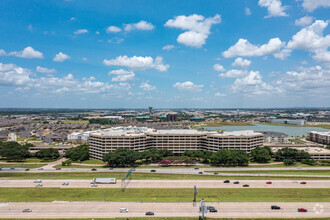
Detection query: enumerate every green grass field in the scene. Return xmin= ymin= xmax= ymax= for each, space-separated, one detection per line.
xmin=1 ymin=172 xmax=330 ymax=180
xmin=80 ymin=159 xmax=107 ymax=165
xmin=0 ymin=157 xmax=57 ymax=163
xmin=0 ymin=218 xmax=327 ymax=220
xmin=0 ymin=164 xmax=45 ymax=169
xmin=206 ymin=170 xmax=330 ymax=176
xmin=0 ymin=188 xmax=328 ymax=202
xmin=53 ymin=164 xmax=105 ymax=169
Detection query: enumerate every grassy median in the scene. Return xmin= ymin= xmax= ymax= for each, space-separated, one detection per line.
xmin=0 ymin=188 xmax=329 ymax=202
xmin=206 ymin=170 xmax=330 ymax=176
xmin=0 ymin=164 xmax=45 ymax=169
xmin=1 ymin=172 xmax=330 ymax=180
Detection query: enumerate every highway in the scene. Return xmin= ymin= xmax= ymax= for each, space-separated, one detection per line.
xmin=0 ymin=202 xmax=328 ymax=218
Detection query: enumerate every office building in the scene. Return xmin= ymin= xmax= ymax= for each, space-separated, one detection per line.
xmin=307 ymin=131 xmax=330 ymax=144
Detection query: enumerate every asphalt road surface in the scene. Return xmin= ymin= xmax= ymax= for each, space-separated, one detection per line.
xmin=0 ymin=179 xmax=329 ymax=188
xmin=0 ymin=202 xmax=329 ymax=218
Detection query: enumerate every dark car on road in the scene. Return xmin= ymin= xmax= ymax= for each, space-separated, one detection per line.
xmin=298 ymin=208 xmax=307 ymax=212
xmin=194 ymin=167 xmax=199 ymax=170
xmin=25 ymin=169 xmax=30 ymax=171
xmin=209 ymin=208 xmax=217 ymax=212
xmin=145 ymin=211 xmax=154 ymax=215
xmin=150 ymin=169 xmax=156 ymax=172
xmin=91 ymin=168 xmax=97 ymax=171
xmin=266 ymin=181 xmax=272 ymax=184
xmin=198 ymin=171 xmax=203 ymax=174
xmin=243 ymin=184 xmax=249 ymax=187
xmin=224 ymin=180 xmax=230 ymax=183
xmin=233 ymin=181 xmax=239 ymax=184
xmin=300 ymin=181 xmax=307 ymax=184
xmin=271 ymin=205 xmax=281 ymax=210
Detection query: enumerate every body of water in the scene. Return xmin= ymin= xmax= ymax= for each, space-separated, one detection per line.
xmin=203 ymin=123 xmax=329 ymax=137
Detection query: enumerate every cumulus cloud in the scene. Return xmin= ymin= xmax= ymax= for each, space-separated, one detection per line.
xmin=232 ymin=57 xmax=251 ymax=68
xmin=301 ymin=0 xmax=330 ymax=12
xmin=53 ymin=52 xmax=71 ymax=62
xmin=258 ymin=0 xmax=288 ymax=18
xmin=108 ymin=69 xmax=135 ymax=82
xmin=245 ymin=8 xmax=252 ymax=16
xmin=213 ymin=64 xmax=226 ymax=72
xmin=139 ymin=81 xmax=156 ymax=91
xmin=165 ymin=14 xmax=221 ymax=48
xmin=162 ymin=45 xmax=176 ymax=50
xmin=215 ymin=92 xmax=226 ymax=97
xmin=36 ymin=66 xmax=56 ymax=74
xmin=173 ymin=81 xmax=204 ymax=92
xmin=0 ymin=63 xmax=32 ymax=86
xmin=2 ymin=46 xmax=44 ymax=59
xmin=124 ymin=20 xmax=154 ymax=32
xmin=106 ymin=26 xmax=122 ymax=33
xmin=295 ymin=16 xmax=314 ymax=27
xmin=218 ymin=69 xmax=247 ymax=78
xmin=222 ymin=38 xmax=284 ymax=58
xmin=74 ymin=29 xmax=88 ymax=34
xmin=103 ymin=55 xmax=169 ymax=72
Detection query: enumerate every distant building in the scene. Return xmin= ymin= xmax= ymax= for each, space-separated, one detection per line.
xmin=148 ymin=106 xmax=153 ymax=115
xmin=166 ymin=113 xmax=177 ymax=121
xmin=271 ymin=119 xmax=306 ymax=125
xmin=307 ymin=131 xmax=330 ymax=145
xmin=190 ymin=116 xmax=205 ymax=122
xmin=260 ymin=131 xmax=289 ymax=143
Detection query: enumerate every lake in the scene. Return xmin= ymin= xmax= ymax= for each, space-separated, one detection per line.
xmin=203 ymin=123 xmax=329 ymax=137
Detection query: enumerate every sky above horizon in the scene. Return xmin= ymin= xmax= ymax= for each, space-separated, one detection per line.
xmin=0 ymin=0 xmax=330 ymax=109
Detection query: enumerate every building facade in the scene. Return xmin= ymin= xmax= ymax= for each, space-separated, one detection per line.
xmin=260 ymin=131 xmax=289 ymax=143
xmin=307 ymin=131 xmax=330 ymax=145
xmin=88 ymin=127 xmax=264 ymax=160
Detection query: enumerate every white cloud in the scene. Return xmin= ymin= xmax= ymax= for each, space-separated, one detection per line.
xmin=231 ymin=57 xmax=251 ymax=68
xmin=106 ymin=26 xmax=122 ymax=33
xmin=74 ymin=29 xmax=88 ymax=34
xmin=108 ymin=69 xmax=135 ymax=82
xmin=103 ymin=55 xmax=169 ymax=72
xmin=82 ymin=57 xmax=88 ymax=61
xmin=245 ymin=7 xmax=252 ymax=16
xmin=139 ymin=81 xmax=156 ymax=91
xmin=70 ymin=17 xmax=76 ymax=21
xmin=313 ymin=49 xmax=330 ymax=67
xmin=215 ymin=92 xmax=226 ymax=97
xmin=218 ymin=69 xmax=247 ymax=78
xmin=0 ymin=63 xmax=32 ymax=86
xmin=287 ymin=20 xmax=330 ymax=51
xmin=273 ymin=48 xmax=292 ymax=60
xmin=258 ymin=0 xmax=288 ymax=18
xmin=213 ymin=64 xmax=226 ymax=72
xmin=108 ymin=37 xmax=124 ymax=44
xmin=36 ymin=66 xmax=56 ymax=74
xmin=165 ymin=14 xmax=221 ymax=48
xmin=295 ymin=16 xmax=314 ymax=27
xmin=173 ymin=81 xmax=204 ymax=92
xmin=301 ymin=0 xmax=330 ymax=12
xmin=0 ymin=49 xmax=7 ymax=56
xmin=53 ymin=52 xmax=71 ymax=62
xmin=7 ymin=46 xmax=44 ymax=59
xmin=222 ymin=38 xmax=284 ymax=58
xmin=124 ymin=20 xmax=154 ymax=32
xmin=162 ymin=45 xmax=176 ymax=50
xmin=27 ymin=24 xmax=33 ymax=32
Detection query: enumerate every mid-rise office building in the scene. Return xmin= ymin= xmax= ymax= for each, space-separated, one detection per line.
xmin=88 ymin=127 xmax=264 ymax=160
xmin=307 ymin=131 xmax=330 ymax=144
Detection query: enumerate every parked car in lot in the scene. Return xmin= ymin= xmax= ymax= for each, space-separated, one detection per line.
xmin=145 ymin=211 xmax=154 ymax=215
xmin=120 ymin=208 xmax=128 ymax=213
xmin=62 ymin=182 xmax=69 ymax=185
xmin=150 ymin=169 xmax=156 ymax=172
xmin=22 ymin=209 xmax=32 ymax=212
xmin=271 ymin=205 xmax=281 ymax=210
xmin=91 ymin=168 xmax=97 ymax=171
xmin=298 ymin=208 xmax=307 ymax=212
xmin=198 ymin=172 xmax=203 ymax=174
xmin=34 ymin=179 xmax=42 ymax=183
xmin=25 ymin=169 xmax=30 ymax=171
xmin=243 ymin=184 xmax=249 ymax=187
xmin=266 ymin=181 xmax=272 ymax=184
xmin=36 ymin=183 xmax=43 ymax=187
xmin=300 ymin=181 xmax=307 ymax=184
xmin=233 ymin=181 xmax=240 ymax=184
xmin=223 ymin=180 xmax=230 ymax=183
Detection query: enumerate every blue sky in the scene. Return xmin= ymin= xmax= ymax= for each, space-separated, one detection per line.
xmin=0 ymin=0 xmax=329 ymax=108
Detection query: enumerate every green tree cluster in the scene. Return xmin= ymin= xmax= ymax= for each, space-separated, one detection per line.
xmin=35 ymin=148 xmax=60 ymax=160
xmin=274 ymin=147 xmax=310 ymax=163
xmin=65 ymin=144 xmax=89 ymax=161
xmin=250 ymin=146 xmax=272 ymax=163
xmin=0 ymin=141 xmax=31 ymax=161
xmin=210 ymin=150 xmax=249 ymax=166
xmin=88 ymin=118 xmax=117 ymax=125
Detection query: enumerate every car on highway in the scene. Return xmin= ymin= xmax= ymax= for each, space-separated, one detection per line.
xmin=62 ymin=182 xmax=69 ymax=185
xmin=150 ymin=169 xmax=156 ymax=172
xmin=145 ymin=211 xmax=154 ymax=215
xmin=297 ymin=166 xmax=302 ymax=169
xmin=300 ymin=181 xmax=307 ymax=184
xmin=22 ymin=209 xmax=32 ymax=212
xmin=37 ymin=168 xmax=43 ymax=170
xmin=298 ymin=208 xmax=307 ymax=212
xmin=120 ymin=208 xmax=128 ymax=213
xmin=0 ymin=167 xmax=2 ymax=171
xmin=207 ymin=206 xmax=216 ymax=210
xmin=198 ymin=172 xmax=203 ymax=174
xmin=233 ymin=181 xmax=239 ymax=184
xmin=36 ymin=183 xmax=43 ymax=187
xmin=56 ymin=168 xmax=61 ymax=170
xmin=292 ymin=180 xmax=298 ymax=183
xmin=91 ymin=168 xmax=97 ymax=171
xmin=71 ymin=168 xmax=76 ymax=170
xmin=194 ymin=167 xmax=199 ymax=170
xmin=243 ymin=184 xmax=249 ymax=187
xmin=131 ymin=168 xmax=135 ymax=171
xmin=34 ymin=179 xmax=42 ymax=183
xmin=213 ymin=172 xmax=218 ymax=175
xmin=91 ymin=183 xmax=98 ymax=187
xmin=10 ymin=167 xmax=15 ymax=170
xmin=266 ymin=181 xmax=272 ymax=184
xmin=223 ymin=180 xmax=230 ymax=183
xmin=109 ymin=167 xmax=114 ymax=170
xmin=25 ymin=169 xmax=30 ymax=171
xmin=209 ymin=208 xmax=218 ymax=212
xmin=271 ymin=205 xmax=281 ymax=210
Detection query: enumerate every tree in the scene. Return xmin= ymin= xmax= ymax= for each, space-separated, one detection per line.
xmin=250 ymin=147 xmax=272 ymax=163
xmin=283 ymin=158 xmax=295 ymax=166
xmin=0 ymin=141 xmax=31 ymax=161
xmin=35 ymin=148 xmax=60 ymax=160
xmin=103 ymin=148 xmax=140 ymax=167
xmin=211 ymin=150 xmax=248 ymax=166
xmin=274 ymin=147 xmax=310 ymax=162
xmin=65 ymin=144 xmax=89 ymax=161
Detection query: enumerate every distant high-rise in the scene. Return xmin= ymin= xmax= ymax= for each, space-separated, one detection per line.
xmin=148 ymin=106 xmax=153 ymax=115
